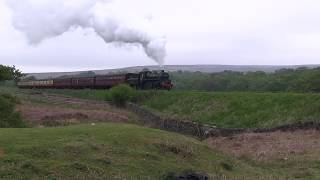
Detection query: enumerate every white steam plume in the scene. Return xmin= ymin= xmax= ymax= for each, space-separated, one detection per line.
xmin=6 ymin=0 xmax=166 ymax=65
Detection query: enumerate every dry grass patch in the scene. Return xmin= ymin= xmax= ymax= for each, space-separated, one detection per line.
xmin=0 ymin=148 xmax=5 ymax=158
xmin=154 ymin=141 xmax=194 ymax=158
xmin=206 ymin=129 xmax=320 ymax=162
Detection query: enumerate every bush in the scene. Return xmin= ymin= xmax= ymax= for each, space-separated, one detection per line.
xmin=0 ymin=94 xmax=25 ymax=128
xmin=107 ymin=84 xmax=139 ymax=106
xmin=0 ymin=65 xmax=23 ymax=81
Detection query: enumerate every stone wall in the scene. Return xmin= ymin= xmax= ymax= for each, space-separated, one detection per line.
xmin=126 ymin=103 xmax=206 ymax=138
xmin=126 ymin=103 xmax=320 ymax=140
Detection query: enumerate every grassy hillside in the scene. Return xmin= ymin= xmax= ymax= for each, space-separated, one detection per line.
xmin=34 ymin=88 xmax=320 ymax=129
xmin=41 ymin=89 xmax=108 ymax=101
xmin=141 ymin=91 xmax=320 ymax=128
xmin=2 ymin=86 xmax=320 ymax=178
xmin=0 ymin=123 xmax=270 ymax=179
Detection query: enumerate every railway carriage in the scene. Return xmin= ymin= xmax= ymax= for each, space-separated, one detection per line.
xmin=53 ymin=78 xmax=71 ymax=88
xmin=95 ymin=75 xmax=126 ymax=89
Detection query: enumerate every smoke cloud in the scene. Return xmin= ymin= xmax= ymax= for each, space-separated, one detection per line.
xmin=6 ymin=0 xmax=166 ymax=65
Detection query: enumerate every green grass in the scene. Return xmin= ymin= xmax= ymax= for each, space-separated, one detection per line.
xmin=24 ymin=88 xmax=320 ymax=129
xmin=40 ymin=89 xmax=109 ymax=101
xmin=5 ymin=85 xmax=320 ymax=129
xmin=140 ymin=91 xmax=320 ymax=128
xmin=2 ymin=86 xmax=320 ymax=178
xmin=0 ymin=123 xmax=271 ymax=179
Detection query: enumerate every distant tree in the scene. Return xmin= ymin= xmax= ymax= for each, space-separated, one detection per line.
xmin=169 ymin=67 xmax=320 ymax=92
xmin=0 ymin=65 xmax=23 ymax=82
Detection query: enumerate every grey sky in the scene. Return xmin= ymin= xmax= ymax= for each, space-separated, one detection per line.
xmin=1 ymin=0 xmax=320 ymax=73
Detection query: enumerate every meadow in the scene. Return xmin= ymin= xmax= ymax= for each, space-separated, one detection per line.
xmin=0 ymin=123 xmax=275 ymax=179
xmin=40 ymin=88 xmax=320 ymax=128
xmin=1 ymin=86 xmax=320 ymax=179
xmin=140 ymin=91 xmax=320 ymax=128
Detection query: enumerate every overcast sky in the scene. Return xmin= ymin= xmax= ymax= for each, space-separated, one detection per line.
xmin=1 ymin=0 xmax=320 ymax=73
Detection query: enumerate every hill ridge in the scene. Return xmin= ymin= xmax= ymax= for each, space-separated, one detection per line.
xmin=28 ymin=64 xmax=320 ymax=79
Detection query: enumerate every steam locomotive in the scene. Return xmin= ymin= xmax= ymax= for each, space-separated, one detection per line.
xmin=17 ymin=70 xmax=173 ymax=90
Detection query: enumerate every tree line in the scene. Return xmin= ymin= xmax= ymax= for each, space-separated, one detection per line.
xmin=170 ymin=67 xmax=320 ymax=92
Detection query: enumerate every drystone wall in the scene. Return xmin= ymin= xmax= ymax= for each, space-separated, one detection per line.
xmin=126 ymin=103 xmax=320 ymax=140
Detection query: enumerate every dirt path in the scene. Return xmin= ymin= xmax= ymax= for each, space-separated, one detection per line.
xmin=206 ymin=129 xmax=320 ymax=162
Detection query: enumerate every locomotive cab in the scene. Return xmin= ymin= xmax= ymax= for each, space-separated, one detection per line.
xmin=138 ymin=70 xmax=173 ymax=90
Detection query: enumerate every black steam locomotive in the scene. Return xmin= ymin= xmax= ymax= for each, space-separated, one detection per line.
xmin=18 ymin=70 xmax=173 ymax=90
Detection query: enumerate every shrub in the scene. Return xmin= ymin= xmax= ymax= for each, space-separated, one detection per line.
xmin=0 ymin=94 xmax=25 ymax=128
xmin=107 ymin=84 xmax=138 ymax=106
xmin=0 ymin=65 xmax=23 ymax=81
xmin=1 ymin=93 xmax=20 ymax=104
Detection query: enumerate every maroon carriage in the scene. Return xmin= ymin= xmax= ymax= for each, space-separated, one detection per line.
xmin=53 ymin=78 xmax=72 ymax=88
xmin=95 ymin=75 xmax=126 ymax=89
xmin=71 ymin=77 xmax=95 ymax=88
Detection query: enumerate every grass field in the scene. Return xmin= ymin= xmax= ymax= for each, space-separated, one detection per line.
xmin=141 ymin=91 xmax=320 ymax=128
xmin=37 ymin=88 xmax=320 ymax=129
xmin=2 ymin=86 xmax=320 ymax=178
xmin=0 ymin=123 xmax=273 ymax=179
xmin=39 ymin=89 xmax=109 ymax=101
